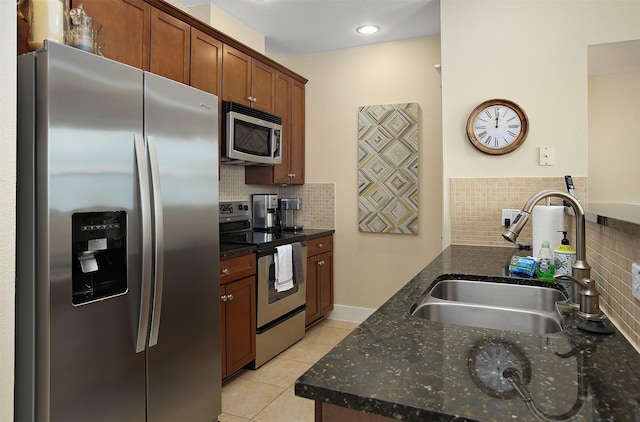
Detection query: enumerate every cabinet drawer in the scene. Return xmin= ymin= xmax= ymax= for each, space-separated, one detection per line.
xmin=220 ymin=254 xmax=256 ymax=284
xmin=307 ymin=235 xmax=333 ymax=257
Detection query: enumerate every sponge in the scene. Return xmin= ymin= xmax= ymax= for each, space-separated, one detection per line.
xmin=509 ymin=256 xmax=537 ymax=277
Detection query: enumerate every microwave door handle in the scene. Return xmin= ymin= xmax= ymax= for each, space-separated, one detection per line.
xmin=274 ymin=130 xmax=281 ymax=157
xmin=147 ymin=135 xmax=164 ymax=348
xmin=134 ymin=133 xmax=152 ymax=354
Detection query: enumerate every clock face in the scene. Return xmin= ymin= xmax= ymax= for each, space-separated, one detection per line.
xmin=468 ymin=340 xmax=531 ymax=399
xmin=466 ymin=99 xmax=528 ymax=155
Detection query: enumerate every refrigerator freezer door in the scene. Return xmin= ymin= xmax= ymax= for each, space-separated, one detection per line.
xmin=144 ymin=73 xmax=221 ymax=422
xmin=20 ymin=42 xmax=148 ymax=421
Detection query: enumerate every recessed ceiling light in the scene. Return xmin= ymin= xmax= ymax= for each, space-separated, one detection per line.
xmin=356 ymin=25 xmax=380 ymax=35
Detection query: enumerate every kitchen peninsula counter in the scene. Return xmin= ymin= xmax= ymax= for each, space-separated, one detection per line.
xmin=295 ymin=245 xmax=640 ymax=421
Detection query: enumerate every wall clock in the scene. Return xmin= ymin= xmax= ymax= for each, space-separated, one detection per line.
xmin=467 ymin=339 xmax=531 ymax=399
xmin=466 ymin=99 xmax=529 ymax=155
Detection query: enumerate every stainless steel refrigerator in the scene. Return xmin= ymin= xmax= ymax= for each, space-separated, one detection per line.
xmin=16 ymin=41 xmax=221 ymax=422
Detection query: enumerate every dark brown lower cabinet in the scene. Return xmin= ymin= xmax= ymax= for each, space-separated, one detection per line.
xmin=306 ymin=235 xmax=334 ymax=327
xmin=220 ymin=254 xmax=256 ymax=379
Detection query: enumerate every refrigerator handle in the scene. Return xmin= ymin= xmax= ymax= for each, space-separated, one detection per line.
xmin=147 ymin=135 xmax=164 ymax=347
xmin=134 ymin=133 xmax=153 ymax=353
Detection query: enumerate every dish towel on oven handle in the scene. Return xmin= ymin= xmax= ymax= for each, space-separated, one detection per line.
xmin=275 ymin=244 xmax=294 ymax=292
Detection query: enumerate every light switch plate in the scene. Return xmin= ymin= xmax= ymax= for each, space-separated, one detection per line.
xmin=539 ymin=146 xmax=555 ymax=166
xmin=632 ymin=263 xmax=640 ymax=301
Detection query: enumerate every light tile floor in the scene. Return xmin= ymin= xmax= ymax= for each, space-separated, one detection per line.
xmin=220 ymin=318 xmax=359 ymax=422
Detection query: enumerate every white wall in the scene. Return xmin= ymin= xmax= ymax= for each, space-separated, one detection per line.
xmin=187 ymin=3 xmax=265 ymax=54
xmin=588 ymin=70 xmax=640 ymax=204
xmin=281 ymin=36 xmax=443 ymax=309
xmin=0 ymin=3 xmax=16 ymax=421
xmin=440 ymin=0 xmax=640 ymax=247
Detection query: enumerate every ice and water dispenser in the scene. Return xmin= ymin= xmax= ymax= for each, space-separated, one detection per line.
xmin=71 ymin=211 xmax=127 ymax=305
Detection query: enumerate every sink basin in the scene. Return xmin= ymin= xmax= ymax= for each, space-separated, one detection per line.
xmin=410 ymin=277 xmax=568 ymax=335
xmin=428 ymin=279 xmax=567 ymax=312
xmin=412 ymin=302 xmax=563 ymax=335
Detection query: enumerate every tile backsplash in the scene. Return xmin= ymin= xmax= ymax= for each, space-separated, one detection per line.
xmin=450 ymin=177 xmax=588 ymax=247
xmin=219 ymin=165 xmax=335 ymax=229
xmin=450 ymin=177 xmax=640 ymax=351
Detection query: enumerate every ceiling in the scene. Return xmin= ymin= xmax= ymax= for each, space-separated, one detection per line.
xmin=181 ymin=0 xmax=441 ymax=57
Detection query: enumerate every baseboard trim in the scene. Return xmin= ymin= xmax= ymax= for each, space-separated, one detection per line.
xmin=326 ymin=305 xmax=376 ymax=324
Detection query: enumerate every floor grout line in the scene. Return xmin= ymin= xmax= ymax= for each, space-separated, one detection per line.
xmin=221 ymin=319 xmax=360 ymax=422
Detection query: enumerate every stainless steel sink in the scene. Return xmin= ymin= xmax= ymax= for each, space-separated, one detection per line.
xmin=428 ymin=279 xmax=567 ymax=312
xmin=410 ymin=277 xmax=568 ymax=335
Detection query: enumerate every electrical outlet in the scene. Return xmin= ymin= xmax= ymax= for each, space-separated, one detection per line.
xmin=632 ymin=263 xmax=640 ymax=301
xmin=501 ymin=209 xmax=520 ymax=227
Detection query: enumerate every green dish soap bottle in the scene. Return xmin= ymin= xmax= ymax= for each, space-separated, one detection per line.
xmin=536 ymin=240 xmax=555 ymax=281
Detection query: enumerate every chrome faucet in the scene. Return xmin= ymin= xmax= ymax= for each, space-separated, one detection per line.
xmin=502 ymin=190 xmax=604 ymax=321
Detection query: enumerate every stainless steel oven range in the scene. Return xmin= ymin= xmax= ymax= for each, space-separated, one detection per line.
xmin=219 ymin=200 xmax=306 ymax=368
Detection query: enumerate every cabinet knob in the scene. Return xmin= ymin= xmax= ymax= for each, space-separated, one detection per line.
xmin=222 ymin=268 xmax=230 ymax=275
xmin=247 ymin=96 xmax=257 ymax=103
xmin=317 ymin=243 xmax=323 ymax=248
xmin=318 ymin=260 xmax=325 ymax=266
xmin=221 ymin=294 xmax=228 ymax=302
xmin=227 ymin=294 xmax=234 ymax=301
xmin=288 ymin=173 xmax=296 ymax=178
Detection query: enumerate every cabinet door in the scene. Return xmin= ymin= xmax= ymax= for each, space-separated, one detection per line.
xmin=305 ymin=254 xmax=322 ymax=327
xmin=290 ymin=79 xmax=306 ymax=185
xmin=219 ymin=285 xmax=227 ymax=379
xmin=220 ymin=254 xmax=256 ymax=287
xmin=150 ymin=8 xmax=190 ymax=84
xmin=225 ymin=276 xmax=256 ymax=376
xmin=77 ymin=0 xmax=150 ymax=70
xmin=273 ymin=72 xmax=293 ymax=183
xmin=222 ymin=44 xmax=251 ymax=106
xmin=245 ymin=73 xmax=305 ymax=185
xmin=319 ymin=251 xmax=334 ymax=315
xmin=251 ymin=60 xmax=277 ymax=114
xmin=190 ymin=28 xmax=222 ymax=96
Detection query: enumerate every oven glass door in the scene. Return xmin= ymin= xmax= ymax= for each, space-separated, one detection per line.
xmin=266 ymin=253 xmax=299 ymax=303
xmin=256 ymin=245 xmax=306 ymax=328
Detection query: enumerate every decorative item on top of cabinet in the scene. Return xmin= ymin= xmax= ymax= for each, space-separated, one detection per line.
xmin=306 ymin=235 xmax=334 ymax=327
xmin=219 ymin=253 xmax=256 ymax=379
xmin=222 ymin=44 xmax=276 ymax=114
xmin=245 ymin=74 xmax=306 ymax=185
xmin=70 ymin=0 xmax=151 ymax=70
xmin=71 ymin=1 xmax=190 ymax=85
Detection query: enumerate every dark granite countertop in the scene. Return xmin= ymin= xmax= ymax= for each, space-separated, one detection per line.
xmin=220 ymin=243 xmax=256 ymax=259
xmin=293 ymin=228 xmax=335 ymax=240
xmin=295 ymin=245 xmax=640 ymax=421
xmin=219 ymin=229 xmax=334 ymax=259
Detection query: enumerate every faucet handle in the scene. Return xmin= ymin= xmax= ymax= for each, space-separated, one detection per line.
xmin=554 ymin=274 xmax=601 ymax=319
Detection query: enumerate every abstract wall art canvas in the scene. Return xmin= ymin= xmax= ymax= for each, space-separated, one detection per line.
xmin=358 ymin=103 xmax=419 ymax=234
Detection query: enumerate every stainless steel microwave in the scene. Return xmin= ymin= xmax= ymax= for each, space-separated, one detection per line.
xmin=221 ymin=101 xmax=282 ymax=166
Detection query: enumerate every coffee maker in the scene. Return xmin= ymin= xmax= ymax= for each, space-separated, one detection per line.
xmin=279 ymin=198 xmax=302 ymax=232
xmin=252 ymin=193 xmax=280 ymax=232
